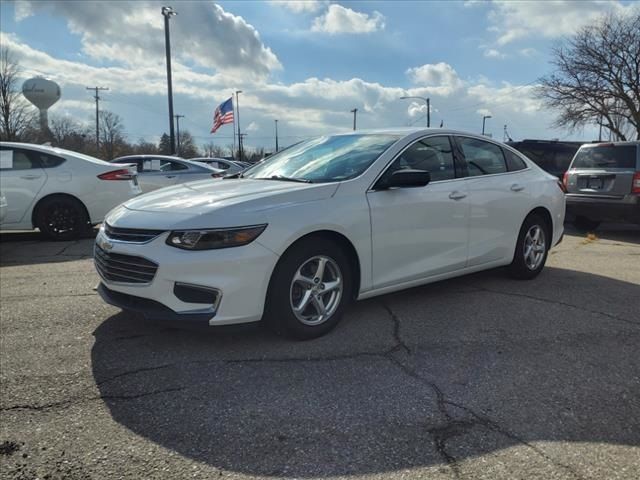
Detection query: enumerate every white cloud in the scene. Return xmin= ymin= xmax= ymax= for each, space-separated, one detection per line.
xmin=3 ymin=32 xmax=580 ymax=144
xmin=486 ymin=0 xmax=634 ymax=45
xmin=311 ymin=4 xmax=385 ymax=34
xmin=272 ymin=1 xmax=324 ymax=13
xmin=483 ymin=48 xmax=505 ymax=59
xmin=518 ymin=48 xmax=538 ymax=57
xmin=14 ymin=1 xmax=281 ymax=80
xmin=476 ymin=108 xmax=492 ymax=117
xmin=405 ymin=62 xmax=463 ymax=96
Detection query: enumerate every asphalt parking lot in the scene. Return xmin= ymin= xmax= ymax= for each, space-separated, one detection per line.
xmin=0 ymin=225 xmax=639 ymax=480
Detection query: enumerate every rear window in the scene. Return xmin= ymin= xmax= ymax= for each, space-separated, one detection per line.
xmin=572 ymin=145 xmax=637 ymax=169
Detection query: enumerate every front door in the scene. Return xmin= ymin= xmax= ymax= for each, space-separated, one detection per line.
xmin=367 ymin=135 xmax=469 ymax=289
xmin=0 ymin=147 xmax=47 ymax=224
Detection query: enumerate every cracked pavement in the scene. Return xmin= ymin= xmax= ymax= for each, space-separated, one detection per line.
xmin=0 ymin=225 xmax=639 ymax=479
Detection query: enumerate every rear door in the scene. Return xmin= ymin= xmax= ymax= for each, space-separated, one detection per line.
xmin=0 ymin=147 xmax=47 ymax=224
xmin=454 ymin=136 xmax=533 ymax=266
xmin=566 ymin=144 xmax=639 ymax=198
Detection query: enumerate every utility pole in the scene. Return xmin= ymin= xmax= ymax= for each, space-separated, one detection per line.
xmin=274 ymin=119 xmax=279 ymax=152
xmin=235 ymin=90 xmax=243 ymax=160
xmin=598 ymin=114 xmax=603 ymax=142
xmin=174 ymin=114 xmax=184 ymax=155
xmin=482 ymin=115 xmax=492 ymax=136
xmin=162 ymin=6 xmax=177 ymax=155
xmin=86 ymin=86 xmax=109 ymax=154
xmin=350 ymin=108 xmax=358 ymax=131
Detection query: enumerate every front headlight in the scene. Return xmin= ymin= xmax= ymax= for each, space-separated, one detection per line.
xmin=166 ymin=224 xmax=267 ymax=250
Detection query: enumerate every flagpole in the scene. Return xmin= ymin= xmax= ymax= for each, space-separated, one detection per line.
xmin=232 ymin=95 xmax=236 ymax=160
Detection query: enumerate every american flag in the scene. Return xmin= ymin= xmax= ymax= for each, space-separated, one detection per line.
xmin=210 ymin=97 xmax=234 ymax=133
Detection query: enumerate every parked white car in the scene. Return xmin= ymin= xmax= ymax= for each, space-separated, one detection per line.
xmin=111 ymin=155 xmax=224 ymax=193
xmin=95 ymin=129 xmax=565 ymax=339
xmin=191 ymin=157 xmax=246 ymax=175
xmin=0 ymin=142 xmax=141 ymax=240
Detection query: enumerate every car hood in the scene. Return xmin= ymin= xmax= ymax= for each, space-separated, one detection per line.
xmin=107 ymin=178 xmax=339 ymax=230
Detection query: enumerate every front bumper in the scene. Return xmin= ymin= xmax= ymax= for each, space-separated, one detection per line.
xmin=565 ymin=194 xmax=640 ymax=223
xmin=94 ymin=230 xmax=280 ymax=326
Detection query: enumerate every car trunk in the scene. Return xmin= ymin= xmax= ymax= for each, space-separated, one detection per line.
xmin=566 ymin=144 xmax=638 ymax=198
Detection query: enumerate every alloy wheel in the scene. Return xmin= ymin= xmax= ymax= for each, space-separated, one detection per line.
xmin=523 ymin=225 xmax=546 ymax=270
xmin=289 ymin=255 xmax=343 ymax=326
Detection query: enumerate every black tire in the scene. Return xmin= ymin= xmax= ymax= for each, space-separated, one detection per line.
xmin=573 ymin=216 xmax=600 ymax=232
xmin=508 ymin=213 xmax=550 ymax=280
xmin=35 ymin=195 xmax=89 ymax=241
xmin=264 ymin=236 xmax=353 ymax=340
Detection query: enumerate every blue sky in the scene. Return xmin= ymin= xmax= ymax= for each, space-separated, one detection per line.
xmin=1 ymin=0 xmax=636 ymax=151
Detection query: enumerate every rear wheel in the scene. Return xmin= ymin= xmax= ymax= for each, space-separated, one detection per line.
xmin=573 ymin=216 xmax=600 ymax=232
xmin=508 ymin=213 xmax=550 ymax=280
xmin=35 ymin=195 xmax=89 ymax=241
xmin=264 ymin=237 xmax=352 ymax=340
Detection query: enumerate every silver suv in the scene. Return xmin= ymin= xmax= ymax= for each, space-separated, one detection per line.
xmin=564 ymin=142 xmax=640 ymax=230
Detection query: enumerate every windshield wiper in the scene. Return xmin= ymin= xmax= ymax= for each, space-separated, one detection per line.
xmin=255 ymin=175 xmax=313 ymax=183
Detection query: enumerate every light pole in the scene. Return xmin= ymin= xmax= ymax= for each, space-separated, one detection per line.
xmin=162 ymin=6 xmax=177 ymax=155
xmin=350 ymin=108 xmax=358 ymax=130
xmin=274 ymin=119 xmax=279 ymax=152
xmin=235 ymin=90 xmax=243 ymax=160
xmin=482 ymin=115 xmax=492 ymax=136
xmin=174 ymin=114 xmax=184 ymax=155
xmin=400 ymin=96 xmax=430 ymax=127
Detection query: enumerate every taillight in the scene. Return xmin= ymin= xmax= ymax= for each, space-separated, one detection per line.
xmin=632 ymin=171 xmax=640 ymax=194
xmin=98 ymin=169 xmax=134 ymax=181
xmin=557 ymin=179 xmax=567 ymax=193
xmin=562 ymin=171 xmax=569 ymax=189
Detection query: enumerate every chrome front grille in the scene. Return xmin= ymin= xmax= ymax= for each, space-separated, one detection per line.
xmin=104 ymin=223 xmax=164 ymax=243
xmin=94 ymin=245 xmax=158 ymax=284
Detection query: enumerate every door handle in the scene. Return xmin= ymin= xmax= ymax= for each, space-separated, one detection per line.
xmin=511 ymin=183 xmax=525 ymax=192
xmin=449 ymin=190 xmax=467 ymax=200
xmin=20 ymin=175 xmax=41 ymax=180
xmin=165 ymin=175 xmax=176 ymax=179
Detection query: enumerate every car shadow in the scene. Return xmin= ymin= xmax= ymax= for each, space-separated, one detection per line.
xmin=0 ymin=229 xmax=97 ymax=266
xmin=91 ymin=266 xmax=640 ymax=477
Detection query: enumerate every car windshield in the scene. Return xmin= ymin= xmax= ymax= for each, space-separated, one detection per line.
xmin=242 ymin=134 xmax=401 ymax=183
xmin=572 ymin=145 xmax=637 ymax=169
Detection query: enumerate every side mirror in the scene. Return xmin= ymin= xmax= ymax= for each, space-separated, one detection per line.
xmin=380 ymin=169 xmax=431 ymax=189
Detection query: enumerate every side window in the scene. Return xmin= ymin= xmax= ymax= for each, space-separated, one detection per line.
xmin=142 ymin=159 xmax=162 ymax=172
xmin=0 ymin=148 xmax=40 ymax=170
xmin=33 ymin=152 xmax=66 ymax=169
xmin=161 ymin=160 xmax=188 ymax=171
xmin=383 ymin=136 xmax=456 ymax=183
xmin=457 ymin=137 xmax=507 ymax=176
xmin=217 ymin=162 xmax=230 ymax=170
xmin=504 ymin=149 xmax=527 ymax=171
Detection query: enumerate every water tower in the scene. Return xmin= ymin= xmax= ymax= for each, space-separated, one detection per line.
xmin=22 ymin=77 xmax=61 ymax=131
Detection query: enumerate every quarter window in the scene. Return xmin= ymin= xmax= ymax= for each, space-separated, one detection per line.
xmin=382 ymin=136 xmax=456 ymax=183
xmin=503 ymin=149 xmax=527 ymax=171
xmin=457 ymin=137 xmax=507 ymax=176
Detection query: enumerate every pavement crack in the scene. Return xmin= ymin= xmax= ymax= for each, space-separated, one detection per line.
xmin=380 ymin=300 xmax=411 ymax=354
xmin=96 ymin=364 xmax=173 ymax=385
xmin=55 ymin=242 xmax=79 ymax=256
xmin=477 ymin=287 xmax=639 ymax=327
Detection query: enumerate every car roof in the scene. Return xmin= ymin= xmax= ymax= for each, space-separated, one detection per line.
xmin=114 ymin=154 xmax=184 ymax=160
xmin=0 ymin=141 xmax=113 ymax=166
xmin=578 ymin=141 xmax=640 ymax=149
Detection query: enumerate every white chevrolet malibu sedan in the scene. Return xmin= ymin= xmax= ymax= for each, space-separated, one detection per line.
xmin=95 ymin=129 xmax=565 ymax=339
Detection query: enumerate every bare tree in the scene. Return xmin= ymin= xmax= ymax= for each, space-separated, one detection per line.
xmin=177 ymin=130 xmax=200 ymax=158
xmin=536 ymin=11 xmax=640 ymax=140
xmin=0 ymin=47 xmax=33 ymax=141
xmin=202 ymin=141 xmax=226 ymax=157
xmin=99 ymin=110 xmax=125 ymax=159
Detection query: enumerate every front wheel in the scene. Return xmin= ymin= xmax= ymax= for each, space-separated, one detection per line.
xmin=508 ymin=214 xmax=550 ymax=280
xmin=264 ymin=238 xmax=352 ymax=340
